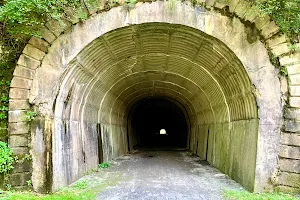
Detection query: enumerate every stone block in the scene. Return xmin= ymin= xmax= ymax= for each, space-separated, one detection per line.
xmin=9 ymin=100 xmax=30 ymax=111
xmin=281 ymin=132 xmax=300 ymax=147
xmin=45 ymin=19 xmax=71 ymax=37
xmin=9 ymin=122 xmax=30 ymax=134
xmin=278 ymin=172 xmax=300 ymax=188
xmin=289 ymin=74 xmax=300 ymax=85
xmin=11 ymin=147 xmax=29 ymax=155
xmin=28 ymin=37 xmax=49 ymax=52
xmin=13 ymin=65 xmax=35 ymax=79
xmin=13 ymin=160 xmax=32 ymax=173
xmin=245 ymin=6 xmax=260 ymax=22
xmin=9 ymin=172 xmax=31 ymax=186
xmin=22 ymin=44 xmax=45 ymax=61
xmin=271 ymin=43 xmax=290 ymax=56
xmin=290 ymin=86 xmax=300 ymax=96
xmin=285 ymin=108 xmax=300 ymax=120
xmin=289 ymin=97 xmax=300 ymax=108
xmin=40 ymin=27 xmax=56 ymax=43
xmin=206 ymin=0 xmax=216 ymax=7
xmin=261 ymin=21 xmax=279 ymax=39
xmin=279 ymin=145 xmax=300 ymax=159
xmin=228 ymin=0 xmax=239 ymax=13
xmin=17 ymin=55 xmax=41 ymax=70
xmin=276 ymin=185 xmax=300 ymax=194
xmin=234 ymin=1 xmax=250 ymax=19
xmin=214 ymin=2 xmax=226 ymax=9
xmin=11 ymin=77 xmax=32 ymax=89
xmin=267 ymin=35 xmax=287 ymax=48
xmin=254 ymin=15 xmax=270 ymax=30
xmin=279 ymin=158 xmax=300 ymax=173
xmin=280 ymin=53 xmax=300 ymax=66
xmin=9 ymin=135 xmax=28 ymax=147
xmin=8 ymin=110 xmax=27 ymax=123
xmin=9 ymin=88 xmax=29 ymax=99
xmin=84 ymin=0 xmax=106 ymax=14
xmin=285 ymin=120 xmax=300 ymax=132
xmin=287 ymin=64 xmax=300 ymax=75
xmin=12 ymin=185 xmax=32 ymax=191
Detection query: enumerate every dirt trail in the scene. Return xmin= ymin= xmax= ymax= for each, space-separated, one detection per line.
xmin=94 ymin=150 xmax=242 ymax=200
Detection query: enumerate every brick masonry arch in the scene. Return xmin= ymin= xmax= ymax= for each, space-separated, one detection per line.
xmin=8 ymin=0 xmax=300 ymax=193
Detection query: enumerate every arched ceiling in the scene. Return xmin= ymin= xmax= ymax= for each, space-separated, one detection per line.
xmin=61 ymin=23 xmax=258 ymax=126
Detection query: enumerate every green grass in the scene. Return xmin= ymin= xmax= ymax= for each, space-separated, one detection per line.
xmin=74 ymin=180 xmax=88 ymax=189
xmin=0 ymin=190 xmax=94 ymax=200
xmin=0 ymin=169 xmax=123 ymax=200
xmin=98 ymin=162 xmax=111 ymax=169
xmin=224 ymin=190 xmax=300 ymax=200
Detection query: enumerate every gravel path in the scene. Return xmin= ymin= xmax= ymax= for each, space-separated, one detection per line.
xmin=94 ymin=150 xmax=243 ymax=200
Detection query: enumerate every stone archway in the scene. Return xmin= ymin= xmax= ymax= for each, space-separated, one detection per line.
xmin=8 ymin=0 xmax=299 ymax=194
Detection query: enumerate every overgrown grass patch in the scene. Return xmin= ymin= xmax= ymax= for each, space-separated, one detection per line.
xmin=223 ymin=189 xmax=300 ymax=200
xmin=0 ymin=190 xmax=94 ymax=200
xmin=0 ymin=168 xmax=123 ymax=200
xmin=98 ymin=162 xmax=111 ymax=169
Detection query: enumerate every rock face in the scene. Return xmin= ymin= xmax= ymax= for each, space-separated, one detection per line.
xmin=7 ymin=0 xmax=300 ymax=194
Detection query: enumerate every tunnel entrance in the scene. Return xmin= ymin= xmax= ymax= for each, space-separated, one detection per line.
xmin=13 ymin=6 xmax=284 ymax=191
xmin=129 ymin=98 xmax=188 ymax=149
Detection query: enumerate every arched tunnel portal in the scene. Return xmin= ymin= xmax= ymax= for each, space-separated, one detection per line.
xmin=50 ymin=23 xmax=267 ymax=192
xmin=9 ymin=2 xmax=286 ymax=194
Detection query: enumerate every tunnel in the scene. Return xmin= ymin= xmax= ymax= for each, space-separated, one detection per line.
xmin=8 ymin=1 xmax=286 ymax=194
xmin=128 ymin=98 xmax=188 ymax=149
xmin=47 ymin=22 xmax=259 ymax=192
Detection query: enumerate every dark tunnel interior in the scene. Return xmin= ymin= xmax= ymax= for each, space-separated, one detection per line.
xmin=129 ymin=98 xmax=188 ymax=149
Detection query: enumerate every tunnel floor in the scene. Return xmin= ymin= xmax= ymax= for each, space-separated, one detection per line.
xmin=88 ymin=150 xmax=243 ymax=200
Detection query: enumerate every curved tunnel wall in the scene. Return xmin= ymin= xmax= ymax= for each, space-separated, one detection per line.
xmin=53 ymin=23 xmax=258 ymax=192
xmin=8 ymin=0 xmax=284 ymax=194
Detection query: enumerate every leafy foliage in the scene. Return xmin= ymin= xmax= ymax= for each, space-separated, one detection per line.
xmin=0 ymin=141 xmax=14 ymax=174
xmin=0 ymin=0 xmax=87 ymax=37
xmin=254 ymin=0 xmax=300 ymax=42
xmin=0 ymin=1 xmax=89 ymax=140
xmin=24 ymin=111 xmax=37 ymax=122
xmin=74 ymin=180 xmax=88 ymax=189
xmin=98 ymin=162 xmax=111 ymax=169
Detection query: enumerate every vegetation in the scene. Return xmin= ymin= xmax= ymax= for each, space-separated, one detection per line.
xmin=74 ymin=180 xmax=88 ymax=189
xmin=0 ymin=168 xmax=123 ymax=200
xmin=0 ymin=190 xmax=95 ymax=200
xmin=254 ymin=0 xmax=300 ymax=43
xmin=223 ymin=190 xmax=300 ymax=200
xmin=24 ymin=111 xmax=38 ymax=122
xmin=0 ymin=141 xmax=14 ymax=174
xmin=98 ymin=162 xmax=111 ymax=169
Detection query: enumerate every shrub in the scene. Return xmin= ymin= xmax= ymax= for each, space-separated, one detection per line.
xmin=0 ymin=141 xmax=14 ymax=174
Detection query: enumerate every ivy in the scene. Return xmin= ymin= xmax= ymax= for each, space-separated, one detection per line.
xmin=254 ymin=0 xmax=300 ymax=43
xmin=0 ymin=0 xmax=88 ymax=141
xmin=24 ymin=111 xmax=38 ymax=122
xmin=0 ymin=141 xmax=14 ymax=174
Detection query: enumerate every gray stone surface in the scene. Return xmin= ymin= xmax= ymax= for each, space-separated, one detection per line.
xmin=95 ymin=150 xmax=243 ymax=200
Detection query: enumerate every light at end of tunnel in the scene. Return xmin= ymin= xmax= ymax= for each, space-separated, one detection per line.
xmin=160 ymin=129 xmax=167 ymax=135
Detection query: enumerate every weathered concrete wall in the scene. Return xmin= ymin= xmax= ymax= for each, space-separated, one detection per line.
xmin=8 ymin=0 xmax=300 ymax=194
xmin=30 ymin=116 xmax=52 ymax=192
xmin=191 ymin=120 xmax=258 ymax=191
